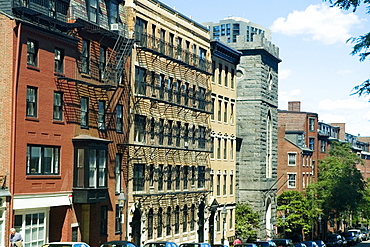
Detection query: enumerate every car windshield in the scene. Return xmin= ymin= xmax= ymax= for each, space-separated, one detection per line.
xmin=344 ymin=232 xmax=354 ymax=237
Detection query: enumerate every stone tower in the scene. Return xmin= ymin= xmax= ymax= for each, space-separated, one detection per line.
xmin=204 ymin=17 xmax=281 ymax=238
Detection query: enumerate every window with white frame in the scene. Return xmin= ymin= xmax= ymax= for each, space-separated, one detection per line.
xmin=14 ymin=211 xmax=46 ymax=247
xmin=134 ymin=115 xmax=146 ymax=143
xmin=53 ymin=92 xmax=63 ymax=121
xmin=27 ymin=39 xmax=38 ymax=67
xmin=26 ymin=86 xmax=37 ymax=118
xmin=288 ymin=153 xmax=297 ymax=166
xmin=288 ymin=173 xmax=296 ymax=188
xmin=115 ymin=154 xmax=122 ymax=194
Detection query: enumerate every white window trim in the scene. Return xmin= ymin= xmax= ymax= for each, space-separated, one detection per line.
xmin=287 ymin=173 xmax=297 ymax=188
xmin=287 ymin=152 xmax=297 ymax=166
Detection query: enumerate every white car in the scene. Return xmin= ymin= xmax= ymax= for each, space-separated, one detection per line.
xmin=43 ymin=242 xmax=90 ymax=247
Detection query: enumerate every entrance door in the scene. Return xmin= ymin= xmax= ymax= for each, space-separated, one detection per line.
xmin=131 ymin=209 xmax=142 ymax=247
xmin=198 ymin=201 xmax=205 ymax=242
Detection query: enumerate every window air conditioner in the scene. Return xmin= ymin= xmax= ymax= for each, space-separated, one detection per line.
xmin=110 ymin=23 xmax=119 ymax=31
xmin=184 ymin=141 xmax=189 ymax=148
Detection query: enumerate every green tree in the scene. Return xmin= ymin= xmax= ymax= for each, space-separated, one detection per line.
xmin=235 ymin=203 xmax=260 ymax=241
xmin=323 ymin=0 xmax=370 ymax=96
xmin=308 ymin=141 xmax=366 ymax=227
xmin=277 ymin=191 xmax=312 ymax=238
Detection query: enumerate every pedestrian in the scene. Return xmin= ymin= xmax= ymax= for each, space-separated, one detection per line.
xmin=233 ymin=238 xmax=242 ymax=245
xmin=9 ymin=228 xmax=23 ymax=247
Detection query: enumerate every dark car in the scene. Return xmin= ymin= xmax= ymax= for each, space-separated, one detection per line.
xmin=326 ymin=234 xmax=344 ymax=247
xmin=294 ymin=244 xmax=307 ymax=247
xmin=314 ymin=240 xmax=326 ymax=247
xmin=302 ymin=241 xmax=319 ymax=247
xmin=101 ymin=241 xmax=137 ymax=247
xmin=235 ymin=244 xmax=258 ymax=247
xmin=361 ymin=229 xmax=369 ymax=241
xmin=343 ymin=232 xmax=358 ymax=246
xmin=180 ymin=244 xmax=210 ymax=247
xmin=271 ymin=239 xmax=295 ymax=247
xmin=144 ymin=242 xmax=178 ymax=247
xmin=254 ymin=241 xmax=277 ymax=247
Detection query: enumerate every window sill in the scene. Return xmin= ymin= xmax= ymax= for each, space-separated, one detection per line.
xmin=26 ymin=175 xmax=61 ymax=179
xmin=26 ymin=117 xmax=39 ymax=122
xmin=81 ymin=73 xmax=91 ymax=78
xmin=54 ymin=72 xmax=65 ymax=77
xmin=27 ymin=65 xmax=40 ymax=71
xmin=53 ymin=120 xmax=65 ymax=125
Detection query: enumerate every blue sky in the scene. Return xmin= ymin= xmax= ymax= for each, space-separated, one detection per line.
xmin=162 ymin=0 xmax=370 ymax=136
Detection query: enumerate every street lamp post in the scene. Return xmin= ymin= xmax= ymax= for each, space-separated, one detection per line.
xmin=221 ymin=205 xmax=227 ymax=246
xmin=118 ymin=192 xmax=126 ymax=240
xmin=318 ymin=214 xmax=322 ymax=239
xmin=282 ymin=214 xmax=286 ymax=238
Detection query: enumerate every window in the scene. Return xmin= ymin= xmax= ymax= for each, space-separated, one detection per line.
xmin=150 ymin=118 xmax=155 ymax=140
xmin=90 ymin=149 xmax=107 ymax=188
xmin=175 ymin=165 xmax=180 ymax=190
xmin=321 ymin=140 xmax=326 ymax=153
xmin=191 ymin=166 xmax=195 ymax=186
xmin=217 ymin=138 xmax=221 ymax=159
xmin=89 ymin=0 xmax=98 ymax=23
xmin=230 ymin=103 xmax=234 ymax=124
xmin=183 ymin=166 xmax=188 ymax=189
xmin=230 ymin=174 xmax=234 ymax=194
xmin=309 ymin=137 xmax=315 ymax=150
xmin=176 ymin=121 xmax=181 ymax=147
xmin=159 ymin=119 xmax=164 ymax=145
xmin=199 ymin=126 xmax=206 ymax=149
xmin=27 ymin=145 xmax=60 ymax=175
xmin=81 ymin=40 xmax=90 ymax=74
xmin=309 ymin=118 xmax=315 ymax=132
xmin=134 ymin=115 xmax=146 ymax=143
xmin=135 ymin=66 xmax=146 ymax=95
xmin=224 ymin=102 xmax=228 ymax=123
xmin=210 ymin=173 xmax=214 ymax=195
xmin=26 ymin=86 xmax=37 ymax=118
xmin=158 ymin=164 xmax=164 ymax=191
xmin=115 ymin=154 xmax=122 ymax=194
xmin=198 ymin=166 xmax=205 ymax=188
xmin=157 ymin=208 xmax=163 ymax=237
xmin=149 ymin=164 xmax=154 ymax=187
xmin=231 ymin=69 xmax=235 ymax=89
xmin=223 ymin=139 xmax=227 ymax=159
xmin=53 ymin=92 xmax=63 ymax=121
xmin=199 ymin=87 xmax=206 ymax=110
xmin=288 ymin=173 xmax=297 ymax=188
xmin=174 ymin=206 xmax=180 ymax=234
xmin=98 ymin=101 xmax=106 ymax=131
xmin=80 ymin=97 xmax=89 ymax=128
xmin=184 ymin=123 xmax=189 ymax=148
xmin=218 ymin=63 xmax=222 ymax=85
xmin=217 ymin=211 xmax=221 ymax=231
xmin=218 ymin=99 xmax=222 ymax=121
xmin=266 ymin=113 xmax=273 ymax=178
xmin=54 ymin=48 xmax=64 ymax=73
xmin=223 ymin=174 xmax=227 ymax=195
xmin=159 ymin=74 xmax=165 ymax=100
xmin=224 ymin=66 xmax=228 ymax=87
xmin=167 ymin=120 xmax=173 ymax=145
xmin=133 ymin=164 xmax=145 ymax=191
xmin=15 ymin=211 xmax=45 ymax=247
xmin=108 ymin=0 xmax=119 ymax=24
xmin=288 ymin=153 xmax=296 ymax=166
xmin=27 ymin=39 xmax=38 ymax=67
xmin=100 ymin=206 xmax=108 ymax=235
xmin=49 ymin=0 xmax=56 ymax=17
xmin=190 ymin=204 xmax=195 ymax=231
xmin=99 ymin=47 xmax=106 ymax=80
xmin=116 ymin=104 xmax=123 ymax=132
xmin=182 ymin=206 xmax=188 ymax=232
xmin=115 ymin=204 xmax=121 ymax=234
xmin=211 ymin=97 xmax=215 ymax=120
xmin=230 ymin=140 xmax=234 ymax=160
xmin=167 ymin=165 xmax=172 ymax=191
xmin=166 ymin=207 xmax=171 ymax=236
xmin=210 ymin=137 xmax=214 ymax=159
xmin=148 ymin=209 xmax=153 ymax=239
xmin=217 ymin=174 xmax=220 ymax=196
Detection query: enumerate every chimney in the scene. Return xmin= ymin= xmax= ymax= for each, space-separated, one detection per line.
xmin=288 ymin=101 xmax=301 ymax=112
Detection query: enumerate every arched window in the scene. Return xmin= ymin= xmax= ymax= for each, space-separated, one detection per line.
xmin=157 ymin=207 xmax=163 ymax=238
xmin=148 ymin=208 xmax=153 ymax=239
xmin=266 ymin=111 xmax=272 ymax=178
xmin=190 ymin=204 xmax=195 ymax=231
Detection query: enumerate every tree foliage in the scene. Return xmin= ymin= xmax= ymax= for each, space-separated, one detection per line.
xmin=277 ymin=191 xmax=312 ymax=236
xmin=323 ymin=0 xmax=370 ymax=96
xmin=308 ymin=141 xmax=366 ymax=222
xmin=235 ymin=203 xmax=260 ymax=241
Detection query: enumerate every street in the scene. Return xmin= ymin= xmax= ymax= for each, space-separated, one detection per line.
xmin=355 ymin=241 xmax=370 ymax=247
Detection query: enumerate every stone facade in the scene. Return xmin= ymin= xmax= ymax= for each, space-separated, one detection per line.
xmin=204 ymin=17 xmax=280 ymax=238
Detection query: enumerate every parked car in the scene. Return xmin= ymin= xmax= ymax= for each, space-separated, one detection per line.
xmin=294 ymin=243 xmax=307 ymax=247
xmin=43 ymin=242 xmax=90 ymax=247
xmin=144 ymin=242 xmax=178 ymax=247
xmin=348 ymin=230 xmax=362 ymax=243
xmin=235 ymin=244 xmax=258 ymax=247
xmin=343 ymin=232 xmax=359 ymax=246
xmin=361 ymin=228 xmax=369 ymax=241
xmin=302 ymin=241 xmax=319 ymax=247
xmin=326 ymin=234 xmax=344 ymax=247
xmin=179 ymin=244 xmax=211 ymax=247
xmin=101 ymin=242 xmax=137 ymax=247
xmin=254 ymin=241 xmax=277 ymax=247
xmin=271 ymin=239 xmax=295 ymax=247
xmin=314 ymin=240 xmax=326 ymax=247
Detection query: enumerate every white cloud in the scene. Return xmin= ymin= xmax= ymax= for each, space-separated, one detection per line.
xmin=318 ymin=98 xmax=369 ymax=110
xmin=319 ymin=113 xmax=347 ymax=123
xmin=278 ymin=89 xmax=302 ymax=109
xmin=270 ymin=3 xmax=361 ymax=44
xmin=279 ymin=69 xmax=292 ymax=80
xmin=337 ymin=69 xmax=353 ymax=75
